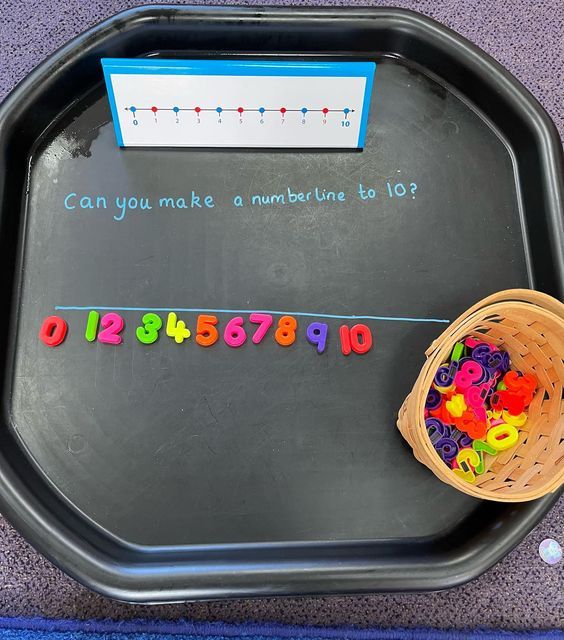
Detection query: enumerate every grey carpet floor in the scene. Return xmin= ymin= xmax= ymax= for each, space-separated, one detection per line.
xmin=0 ymin=0 xmax=562 ymax=630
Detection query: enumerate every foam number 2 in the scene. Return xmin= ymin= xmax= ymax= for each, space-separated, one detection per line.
xmin=136 ymin=313 xmax=162 ymax=345
xmin=275 ymin=315 xmax=297 ymax=347
xmin=39 ymin=315 xmax=68 ymax=347
xmin=224 ymin=317 xmax=247 ymax=348
xmin=98 ymin=312 xmax=124 ymax=345
xmin=166 ymin=312 xmax=191 ymax=344
xmin=339 ymin=324 xmax=372 ymax=355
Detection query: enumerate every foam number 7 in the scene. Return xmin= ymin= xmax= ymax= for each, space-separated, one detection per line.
xmin=249 ymin=313 xmax=273 ymax=344
xmin=166 ymin=312 xmax=191 ymax=344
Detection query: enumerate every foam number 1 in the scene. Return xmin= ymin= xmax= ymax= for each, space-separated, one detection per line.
xmin=136 ymin=313 xmax=163 ymax=345
xmin=306 ymin=322 xmax=328 ymax=354
xmin=339 ymin=324 xmax=372 ymax=355
xmin=85 ymin=310 xmax=100 ymax=342
xmin=275 ymin=316 xmax=297 ymax=347
xmin=166 ymin=312 xmax=191 ymax=344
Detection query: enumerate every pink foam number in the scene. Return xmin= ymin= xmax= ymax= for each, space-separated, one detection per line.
xmin=224 ymin=316 xmax=247 ymax=348
xmin=98 ymin=312 xmax=124 ymax=345
xmin=249 ymin=313 xmax=273 ymax=344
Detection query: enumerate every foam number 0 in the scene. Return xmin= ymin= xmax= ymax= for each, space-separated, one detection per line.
xmin=98 ymin=312 xmax=124 ymax=345
xmin=195 ymin=314 xmax=218 ymax=347
xmin=339 ymin=324 xmax=372 ymax=355
xmin=275 ymin=315 xmax=297 ymax=347
xmin=224 ymin=317 xmax=247 ymax=348
xmin=136 ymin=313 xmax=163 ymax=345
xmin=39 ymin=315 xmax=68 ymax=347
xmin=249 ymin=313 xmax=273 ymax=344
xmin=166 ymin=312 xmax=191 ymax=344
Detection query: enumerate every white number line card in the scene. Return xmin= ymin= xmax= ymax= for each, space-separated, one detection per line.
xmin=101 ymin=59 xmax=376 ymax=149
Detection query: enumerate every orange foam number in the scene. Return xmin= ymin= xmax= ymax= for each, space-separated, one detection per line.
xmin=195 ymin=314 xmax=218 ymax=347
xmin=39 ymin=315 xmax=68 ymax=347
xmin=275 ymin=315 xmax=297 ymax=346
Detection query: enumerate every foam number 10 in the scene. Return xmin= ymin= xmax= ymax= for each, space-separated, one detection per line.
xmin=339 ymin=324 xmax=372 ymax=355
xmin=84 ymin=310 xmax=124 ymax=345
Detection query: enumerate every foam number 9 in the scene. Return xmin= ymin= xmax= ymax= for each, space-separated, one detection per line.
xmin=306 ymin=322 xmax=328 ymax=354
xmin=39 ymin=315 xmax=68 ymax=347
xmin=166 ymin=312 xmax=191 ymax=344
xmin=136 ymin=313 xmax=162 ymax=345
xmin=275 ymin=315 xmax=297 ymax=347
xmin=224 ymin=316 xmax=247 ymax=347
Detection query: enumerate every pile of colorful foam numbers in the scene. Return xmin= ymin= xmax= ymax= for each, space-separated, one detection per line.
xmin=425 ymin=337 xmax=538 ymax=484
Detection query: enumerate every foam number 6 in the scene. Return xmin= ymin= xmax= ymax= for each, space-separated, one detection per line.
xmin=275 ymin=315 xmax=297 ymax=347
xmin=39 ymin=315 xmax=68 ymax=347
xmin=136 ymin=313 xmax=163 ymax=345
xmin=166 ymin=312 xmax=191 ymax=344
xmin=98 ymin=312 xmax=124 ymax=345
xmin=454 ymin=360 xmax=485 ymax=389
xmin=195 ymin=314 xmax=218 ymax=347
xmin=224 ymin=316 xmax=247 ymax=347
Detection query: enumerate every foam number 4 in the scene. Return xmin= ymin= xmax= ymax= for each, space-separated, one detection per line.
xmin=275 ymin=315 xmax=297 ymax=347
xmin=136 ymin=313 xmax=163 ymax=345
xmin=39 ymin=315 xmax=68 ymax=347
xmin=224 ymin=317 xmax=247 ymax=348
xmin=249 ymin=313 xmax=273 ymax=344
xmin=195 ymin=314 xmax=218 ymax=347
xmin=166 ymin=312 xmax=191 ymax=344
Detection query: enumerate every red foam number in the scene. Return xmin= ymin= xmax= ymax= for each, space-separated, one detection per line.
xmin=39 ymin=315 xmax=68 ymax=347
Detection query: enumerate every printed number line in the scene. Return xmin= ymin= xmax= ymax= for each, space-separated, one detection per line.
xmin=55 ymin=306 xmax=450 ymax=324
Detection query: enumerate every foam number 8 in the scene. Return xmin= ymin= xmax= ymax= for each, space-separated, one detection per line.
xmin=275 ymin=315 xmax=297 ymax=347
xmin=136 ymin=313 xmax=162 ymax=345
xmin=39 ymin=315 xmax=68 ymax=347
xmin=224 ymin=316 xmax=247 ymax=347
xmin=166 ymin=312 xmax=191 ymax=344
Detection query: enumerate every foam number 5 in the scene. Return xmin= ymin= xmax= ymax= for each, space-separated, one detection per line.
xmin=249 ymin=313 xmax=273 ymax=344
xmin=453 ymin=447 xmax=480 ymax=484
xmin=166 ymin=312 xmax=191 ymax=344
xmin=195 ymin=314 xmax=218 ymax=347
xmin=224 ymin=317 xmax=247 ymax=347
xmin=39 ymin=315 xmax=68 ymax=347
xmin=98 ymin=312 xmax=124 ymax=345
xmin=136 ymin=312 xmax=163 ymax=345
xmin=275 ymin=315 xmax=297 ymax=347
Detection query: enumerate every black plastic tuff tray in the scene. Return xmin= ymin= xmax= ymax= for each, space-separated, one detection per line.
xmin=0 ymin=6 xmax=563 ymax=603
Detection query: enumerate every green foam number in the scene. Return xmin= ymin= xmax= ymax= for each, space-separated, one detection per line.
xmin=136 ymin=312 xmax=163 ymax=345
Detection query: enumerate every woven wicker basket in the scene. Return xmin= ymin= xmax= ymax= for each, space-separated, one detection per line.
xmin=397 ymin=289 xmax=564 ymax=502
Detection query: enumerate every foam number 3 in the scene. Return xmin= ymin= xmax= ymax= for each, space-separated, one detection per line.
xmin=39 ymin=315 xmax=68 ymax=347
xmin=136 ymin=312 xmax=162 ymax=345
xmin=166 ymin=312 xmax=191 ymax=344
xmin=224 ymin=317 xmax=247 ymax=348
xmin=249 ymin=313 xmax=273 ymax=344
xmin=98 ymin=312 xmax=124 ymax=345
xmin=275 ymin=315 xmax=297 ymax=347
xmin=195 ymin=314 xmax=219 ymax=347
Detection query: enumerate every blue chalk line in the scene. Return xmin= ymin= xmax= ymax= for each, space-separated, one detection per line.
xmin=55 ymin=306 xmax=449 ymax=324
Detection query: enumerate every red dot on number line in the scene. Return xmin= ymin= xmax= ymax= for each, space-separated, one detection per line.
xmin=151 ymin=106 xmax=158 ymax=113
xmin=238 ymin=107 xmax=244 ymax=113
xmin=280 ymin=107 xmax=287 ymax=114
xmin=322 ymin=108 xmax=329 ymax=114
xmin=195 ymin=107 xmax=201 ymax=113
